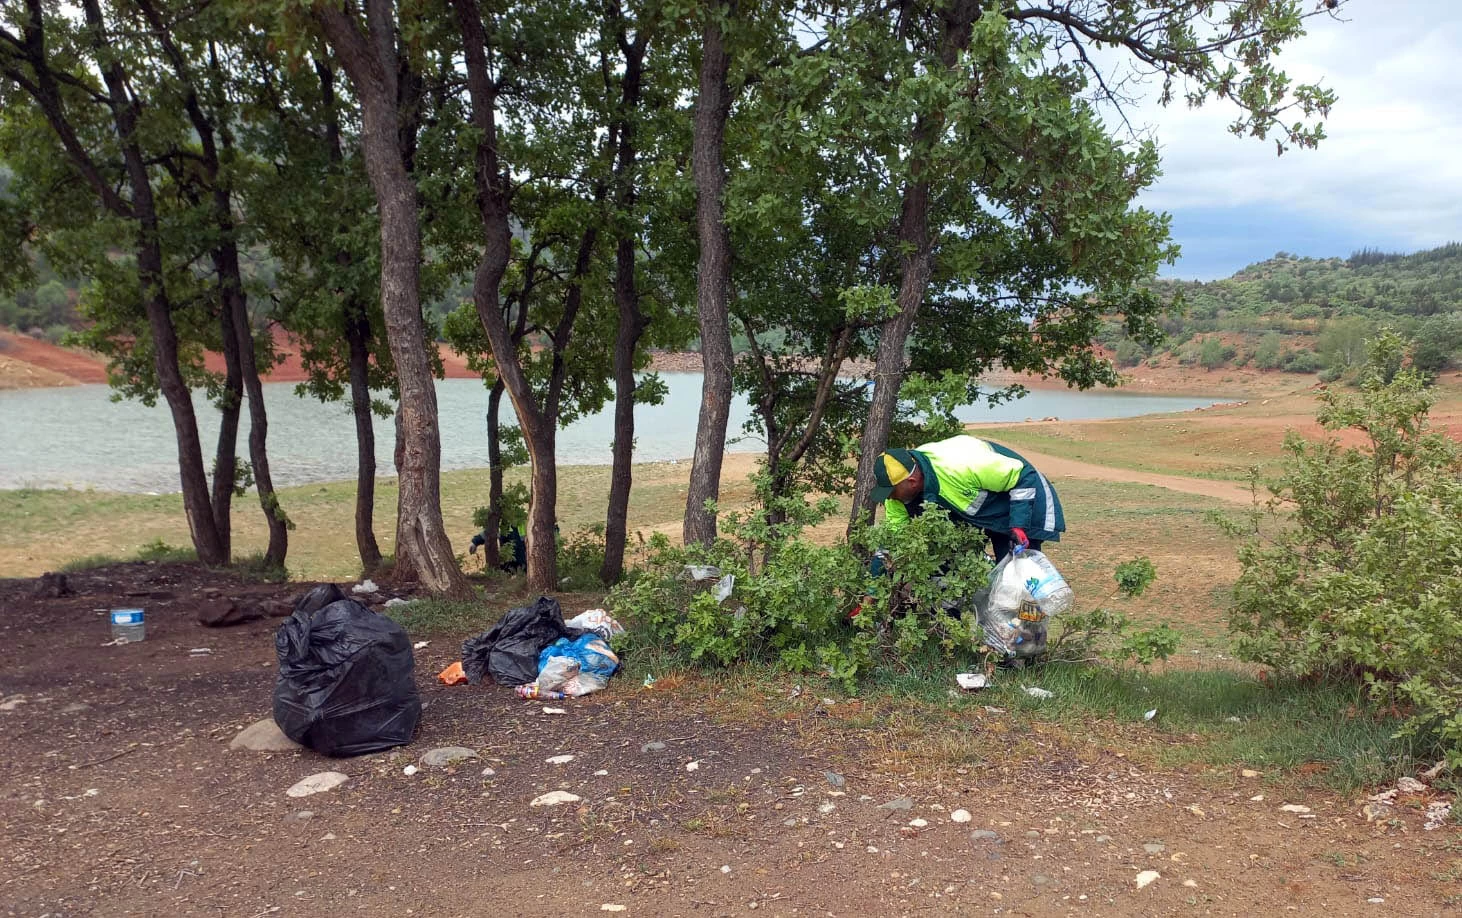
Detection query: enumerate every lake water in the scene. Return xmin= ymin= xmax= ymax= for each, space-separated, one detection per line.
xmin=0 ymin=373 xmax=1217 ymax=493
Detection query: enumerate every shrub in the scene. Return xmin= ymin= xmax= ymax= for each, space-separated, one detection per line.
xmin=1253 ymin=332 xmax=1284 ymax=370
xmin=1220 ymin=332 xmax=1462 ymax=763
xmin=557 ymin=525 xmax=608 ymax=591
xmin=1280 ymin=349 xmax=1324 ymax=374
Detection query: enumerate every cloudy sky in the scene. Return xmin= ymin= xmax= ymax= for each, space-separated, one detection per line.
xmin=1114 ymin=1 xmax=1462 ymax=280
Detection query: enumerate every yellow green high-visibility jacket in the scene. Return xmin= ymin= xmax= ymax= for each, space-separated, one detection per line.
xmin=883 ymin=435 xmax=1065 ymax=541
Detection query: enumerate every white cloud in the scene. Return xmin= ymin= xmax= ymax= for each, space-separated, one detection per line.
xmin=1118 ymin=1 xmax=1462 ymax=249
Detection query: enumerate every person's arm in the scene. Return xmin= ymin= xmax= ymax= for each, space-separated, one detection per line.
xmin=1006 ymin=464 xmax=1042 ymax=534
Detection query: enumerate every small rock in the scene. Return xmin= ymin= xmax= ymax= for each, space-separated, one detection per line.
xmin=970 ymin=829 xmax=1002 ymax=843
xmin=685 ymin=761 xmax=700 ymax=772
xmin=286 ymin=810 xmax=314 ymax=822
xmin=1183 ymin=880 xmax=1198 ymax=888
xmin=197 ymin=598 xmax=262 ymax=628
xmin=1396 ymin=776 xmax=1426 ymax=794
xmin=286 ymin=772 xmax=350 ymax=798
xmin=1031 ymin=874 xmax=1051 ymax=886
xmin=951 ymin=809 xmax=972 ymax=823
xmin=1143 ymin=842 xmax=1166 ymax=854
xmin=31 ymin=572 xmax=74 ymax=598
xmin=542 ymin=707 xmax=567 ymax=715
xmin=61 ymin=703 xmax=90 ymax=714
xmin=594 ymin=769 xmax=609 ymax=776
xmin=601 ymin=907 xmax=626 ymax=913
xmin=878 ymin=796 xmax=913 ymax=812
xmin=720 ymin=865 xmax=731 ymax=874
xmin=1094 ymin=835 xmax=1112 ymax=843
xmin=1251 ymin=795 xmax=1265 ymax=802
xmin=641 ymin=742 xmax=666 ymax=753
xmin=545 ymin=754 xmax=575 ymax=765
xmin=908 ymin=818 xmax=928 ymax=828
xmin=1424 ymin=800 xmax=1453 ymax=830
xmin=818 ymin=802 xmax=836 ymax=814
xmin=530 ymin=791 xmax=581 ymax=807
xmin=403 ymin=765 xmax=419 ymax=776
xmin=421 ymin=747 xmax=478 ymax=767
xmin=481 ymin=767 xmax=496 ymax=777
xmin=1240 ymin=769 xmax=1260 ymax=778
xmin=1135 ymin=870 xmax=1160 ymax=889
xmin=824 ymin=770 xmax=845 ymax=787
xmin=230 ymin=717 xmax=304 ymax=753
xmin=1279 ymin=804 xmax=1311 ymax=814
xmin=1367 ymin=898 xmax=1384 ymax=905
xmin=384 ymin=597 xmax=411 ymax=608
xmin=782 ymin=817 xmax=798 ymax=827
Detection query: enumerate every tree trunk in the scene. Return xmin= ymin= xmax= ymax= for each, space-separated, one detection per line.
xmin=483 ymin=378 xmax=505 ymax=569
xmin=346 ymin=304 xmax=384 ymax=573
xmin=526 ymin=424 xmax=558 ymax=590
xmin=317 ymin=3 xmax=468 ymax=596
xmin=210 ymin=281 xmax=243 ymax=562
xmin=77 ymin=0 xmax=227 ymax=564
xmin=683 ymin=2 xmax=736 ymax=547
xmin=847 ymin=2 xmax=979 ymax=534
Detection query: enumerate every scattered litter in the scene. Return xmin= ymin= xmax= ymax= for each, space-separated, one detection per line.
xmin=956 ymin=673 xmax=988 ymax=691
xmin=384 ymin=598 xmax=411 ymax=608
xmin=681 ymin=565 xmax=721 ymax=582
xmin=437 ymin=662 xmax=468 ymax=685
xmin=711 ymin=574 xmax=735 ymax=603
xmin=1367 ymin=898 xmax=1385 ymax=905
xmin=685 ymin=761 xmax=700 ymax=772
xmin=515 ymin=684 xmax=566 ymax=700
xmin=951 ymin=809 xmax=972 ymax=823
xmin=541 ymin=707 xmax=568 ymax=715
xmin=412 ymin=641 xmax=429 ymax=650
xmin=286 ymin=772 xmax=350 ymax=798
xmin=1135 ymin=870 xmax=1160 ymax=889
xmin=1023 ymin=687 xmax=1054 ymax=700
xmin=1424 ymin=800 xmax=1452 ymax=830
xmin=461 ymin=596 xmax=580 ymax=686
xmin=1279 ymin=804 xmax=1311 ymax=814
xmin=189 ymin=647 xmax=214 ymax=655
xmin=643 ymin=674 xmax=657 ymax=689
xmin=1143 ymin=708 xmax=1157 ymax=721
xmin=546 ymin=754 xmax=575 ymax=765
xmin=1224 ymin=716 xmax=1242 ymax=723
xmin=527 ymin=633 xmax=621 ymax=698
xmin=403 ymin=765 xmax=418 ymax=776
xmin=530 ymin=791 xmax=581 ymax=807
xmin=351 ymin=580 xmax=379 ymax=595
xmin=1396 ymin=776 xmax=1427 ymax=794
xmin=565 ymin=609 xmax=625 ymax=639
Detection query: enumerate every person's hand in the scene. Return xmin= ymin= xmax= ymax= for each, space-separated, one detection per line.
xmin=1010 ymin=527 xmax=1029 ymax=549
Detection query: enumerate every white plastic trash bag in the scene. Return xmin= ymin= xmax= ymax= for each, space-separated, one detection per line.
xmin=979 ymin=549 xmax=1074 ymax=659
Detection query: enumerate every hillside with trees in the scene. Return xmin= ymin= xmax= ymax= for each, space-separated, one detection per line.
xmin=1100 ymin=244 xmax=1462 ymax=379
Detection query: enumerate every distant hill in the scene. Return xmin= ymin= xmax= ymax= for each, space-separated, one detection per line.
xmin=1100 ymin=243 xmax=1462 ymax=379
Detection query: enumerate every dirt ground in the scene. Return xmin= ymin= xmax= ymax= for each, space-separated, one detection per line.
xmin=2 ymin=563 xmax=1457 ymax=918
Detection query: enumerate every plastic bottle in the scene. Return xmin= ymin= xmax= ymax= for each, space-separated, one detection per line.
xmin=1010 ymin=548 xmax=1074 ymax=617
xmin=110 ymin=608 xmax=146 ymax=643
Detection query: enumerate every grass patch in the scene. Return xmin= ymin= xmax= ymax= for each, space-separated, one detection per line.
xmin=135 ymin=538 xmax=197 ymax=564
xmin=58 ymin=553 xmax=125 ymax=572
xmin=385 ymin=594 xmax=502 ymax=637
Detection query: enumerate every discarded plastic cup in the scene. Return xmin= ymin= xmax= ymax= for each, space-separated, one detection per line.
xmin=110 ymin=608 xmax=145 ymax=643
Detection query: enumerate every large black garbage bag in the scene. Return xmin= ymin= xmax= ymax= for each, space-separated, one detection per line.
xmin=272 ymin=598 xmax=421 ymax=757
xmin=461 ymin=595 xmax=584 ymax=686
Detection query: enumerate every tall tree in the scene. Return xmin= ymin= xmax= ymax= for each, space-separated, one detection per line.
xmin=314 ymin=0 xmax=469 ymax=595
xmin=844 ymin=0 xmax=1343 ymax=526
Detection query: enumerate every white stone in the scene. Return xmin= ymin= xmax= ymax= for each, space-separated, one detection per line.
xmin=951 ymin=809 xmax=973 ymax=824
xmin=286 ymin=772 xmax=350 ymax=798
xmin=1135 ymin=870 xmax=1160 ymax=889
xmin=530 ymin=791 xmax=581 ymax=807
xmin=421 ymin=746 xmax=477 ymax=767
xmin=546 ymin=754 xmax=575 ymax=765
xmin=1279 ymin=804 xmax=1311 ymax=814
xmin=230 ymin=717 xmax=303 ymax=753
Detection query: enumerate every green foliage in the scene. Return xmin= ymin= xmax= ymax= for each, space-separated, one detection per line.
xmin=1221 ymin=332 xmax=1462 ymax=763
xmin=557 ymin=526 xmax=609 ymax=591
xmin=1044 ymin=557 xmax=1177 ymax=668
xmin=1198 ymin=336 xmax=1237 ymax=370
xmin=1253 ymin=331 xmax=1285 ymax=369
xmin=134 ymin=539 xmax=198 ymax=564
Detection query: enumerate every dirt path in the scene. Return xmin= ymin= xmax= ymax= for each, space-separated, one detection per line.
xmin=1 ymin=564 xmax=1455 ymax=917
xmin=1007 ymin=447 xmax=1256 ymax=505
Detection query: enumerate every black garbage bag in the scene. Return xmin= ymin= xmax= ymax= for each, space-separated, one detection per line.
xmin=272 ymin=597 xmax=421 ymax=757
xmin=461 ymin=595 xmax=584 ymax=686
xmin=294 ymin=583 xmax=348 ymax=617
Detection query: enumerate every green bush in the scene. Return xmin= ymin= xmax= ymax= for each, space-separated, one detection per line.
xmin=557 ymin=525 xmax=608 ymax=590
xmin=1253 ymin=332 xmax=1285 ymax=370
xmin=1280 ymin=349 xmax=1324 ymax=374
xmin=1220 ymin=332 xmax=1462 ymax=764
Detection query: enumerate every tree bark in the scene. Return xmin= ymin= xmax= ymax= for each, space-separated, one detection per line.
xmin=683 ymin=2 xmax=736 ymax=548
xmin=601 ymin=17 xmax=651 ymax=585
xmin=482 ymin=378 xmax=505 ymax=569
xmin=210 ymin=282 xmax=243 ymax=562
xmin=346 ymin=303 xmax=384 ymax=573
xmin=317 ymin=1 xmax=468 ymax=596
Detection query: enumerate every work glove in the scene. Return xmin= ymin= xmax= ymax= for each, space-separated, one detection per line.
xmin=1010 ymin=527 xmax=1029 ymax=549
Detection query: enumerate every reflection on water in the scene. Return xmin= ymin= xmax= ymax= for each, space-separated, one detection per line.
xmin=0 ymin=373 xmax=1216 ymax=493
